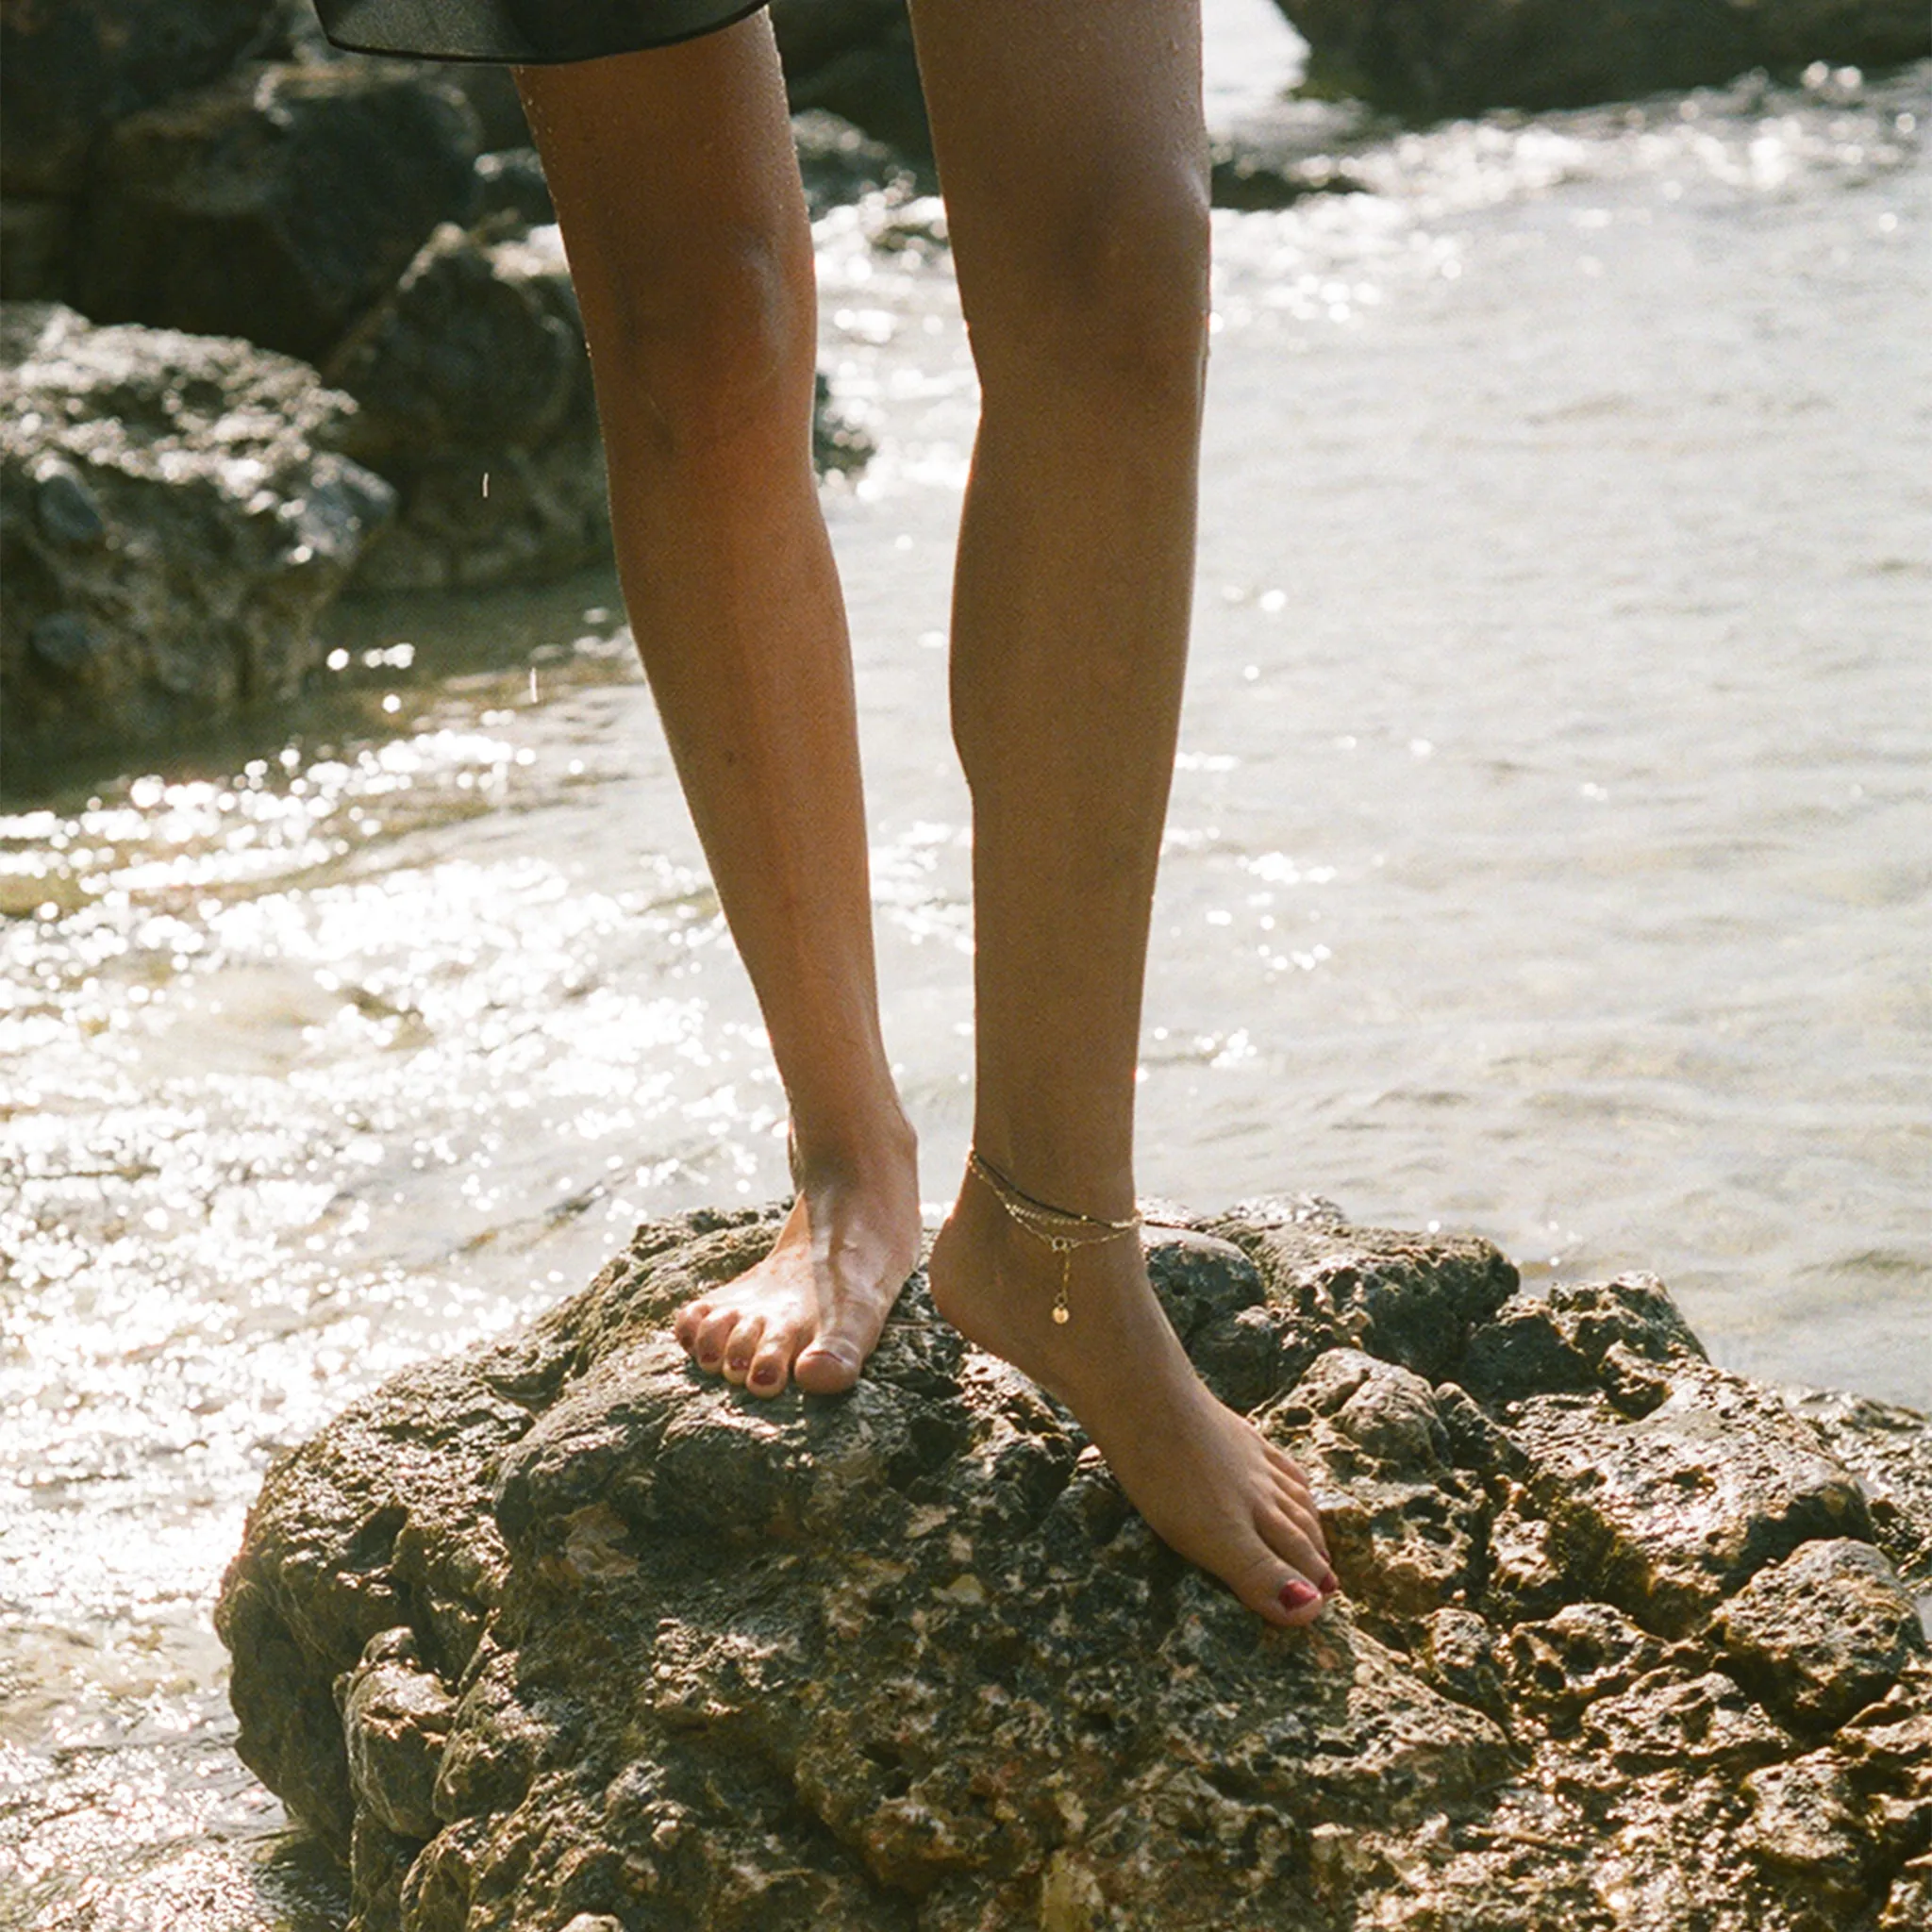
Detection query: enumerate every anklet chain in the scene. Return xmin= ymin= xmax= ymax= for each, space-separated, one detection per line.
xmin=966 ymin=1150 xmax=1141 ymax=1325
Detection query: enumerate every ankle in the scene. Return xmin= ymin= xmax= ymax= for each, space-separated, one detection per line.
xmin=963 ymin=1133 xmax=1136 ymax=1225
xmin=790 ymin=1100 xmax=917 ymax=1192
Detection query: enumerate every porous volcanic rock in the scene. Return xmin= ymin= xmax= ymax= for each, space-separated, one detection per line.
xmin=218 ymin=1201 xmax=1932 ymax=1932
xmin=1274 ymin=0 xmax=1932 ymax=120
xmin=75 ymin=57 xmax=481 ymax=366
xmin=1 ymin=302 xmax=392 ymax=751
xmin=322 ymin=221 xmax=603 ymax=592
xmin=1715 ymin=1539 xmax=1927 ymax=1736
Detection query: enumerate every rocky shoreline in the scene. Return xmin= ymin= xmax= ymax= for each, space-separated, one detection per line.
xmin=7 ymin=1 xmax=1924 ymax=760
xmin=0 ymin=4 xmax=897 ymax=759
xmin=218 ymin=1200 xmax=1931 ymax=1931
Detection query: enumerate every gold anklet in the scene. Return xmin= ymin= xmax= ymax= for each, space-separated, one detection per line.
xmin=966 ymin=1150 xmax=1141 ymax=1325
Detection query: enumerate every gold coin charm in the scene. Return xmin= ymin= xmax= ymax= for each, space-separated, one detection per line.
xmin=1053 ymin=1305 xmax=1071 ymax=1324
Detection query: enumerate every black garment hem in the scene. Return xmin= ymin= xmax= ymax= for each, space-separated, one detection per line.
xmin=313 ymin=0 xmax=768 ymax=68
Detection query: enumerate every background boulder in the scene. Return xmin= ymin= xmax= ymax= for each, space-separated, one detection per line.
xmin=0 ymin=10 xmax=893 ymax=756
xmin=771 ymin=0 xmax=930 ymax=159
xmin=0 ymin=303 xmax=392 ymax=748
xmin=1274 ymin=0 xmax=1932 ymax=119
xmin=75 ymin=58 xmax=481 ymax=365
xmin=322 ymin=221 xmax=605 ymax=590
xmin=0 ymin=0 xmax=280 ymax=198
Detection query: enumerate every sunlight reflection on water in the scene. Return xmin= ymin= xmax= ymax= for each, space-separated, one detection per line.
xmin=3 ymin=22 xmax=1928 ymax=1923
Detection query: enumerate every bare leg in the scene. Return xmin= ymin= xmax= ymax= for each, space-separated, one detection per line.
xmin=517 ymin=21 xmax=918 ymax=1396
xmin=911 ymin=0 xmax=1336 ymax=1624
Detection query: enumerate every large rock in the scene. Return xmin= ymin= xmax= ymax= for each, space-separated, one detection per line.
xmin=319 ymin=215 xmax=871 ymax=591
xmin=0 ymin=199 xmax=73 ymax=305
xmin=1275 ymin=0 xmax=1932 ymax=120
xmin=323 ymin=221 xmax=605 ymax=591
xmin=218 ymin=1200 xmax=1932 ymax=1932
xmin=0 ymin=303 xmax=392 ymax=751
xmin=75 ymin=58 xmax=481 ymax=366
xmin=1714 ymin=1539 xmax=1926 ymax=1735
xmin=0 ymin=0 xmax=278 ymax=198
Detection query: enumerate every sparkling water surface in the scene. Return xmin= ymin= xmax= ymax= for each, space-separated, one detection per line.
xmin=3 ymin=6 xmax=1927 ymax=1921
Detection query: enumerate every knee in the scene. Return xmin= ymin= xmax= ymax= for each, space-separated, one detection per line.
xmin=586 ymin=221 xmax=812 ymax=461
xmin=967 ymin=169 xmax=1211 ymax=417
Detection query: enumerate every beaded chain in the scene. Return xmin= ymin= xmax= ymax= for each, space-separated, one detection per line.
xmin=966 ymin=1150 xmax=1142 ymax=1324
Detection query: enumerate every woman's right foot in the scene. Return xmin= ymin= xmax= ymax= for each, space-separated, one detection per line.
xmin=673 ymin=1118 xmax=921 ymax=1397
xmin=926 ymin=1161 xmax=1338 ymax=1627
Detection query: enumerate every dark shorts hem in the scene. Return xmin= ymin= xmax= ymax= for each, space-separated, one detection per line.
xmin=313 ymin=0 xmax=768 ymax=66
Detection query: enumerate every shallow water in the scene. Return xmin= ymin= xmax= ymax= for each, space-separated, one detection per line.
xmin=3 ymin=8 xmax=1928 ymax=1922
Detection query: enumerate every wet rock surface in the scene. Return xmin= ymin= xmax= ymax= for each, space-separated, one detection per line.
xmin=1509 ymin=1367 xmax=1874 ymax=1639
xmin=1715 ymin=1539 xmax=1926 ymax=1736
xmin=1275 ymin=0 xmax=1932 ymax=120
xmin=219 ymin=1201 xmax=1932 ymax=1931
xmin=0 ymin=302 xmax=392 ymax=748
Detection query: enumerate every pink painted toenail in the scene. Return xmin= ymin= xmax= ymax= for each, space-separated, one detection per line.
xmin=1319 ymin=1569 xmax=1340 ymax=1596
xmin=1280 ymin=1580 xmax=1321 ymax=1611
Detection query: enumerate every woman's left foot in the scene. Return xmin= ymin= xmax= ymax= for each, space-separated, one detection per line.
xmin=926 ymin=1162 xmax=1337 ymax=1626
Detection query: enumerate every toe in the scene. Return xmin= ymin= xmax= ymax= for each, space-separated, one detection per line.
xmin=722 ymin=1315 xmax=765 ymax=1386
xmin=1229 ymin=1541 xmax=1325 ymax=1628
xmin=1269 ymin=1462 xmax=1329 ymax=1552
xmin=1265 ymin=1441 xmax=1315 ymax=1497
xmin=1257 ymin=1500 xmax=1333 ymax=1609
xmin=674 ymin=1297 xmax=712 ymax=1353
xmin=1273 ymin=1480 xmax=1330 ymax=1563
xmin=793 ymin=1336 xmax=862 ymax=1396
xmin=746 ymin=1334 xmax=792 ymax=1397
xmin=691 ymin=1307 xmax=740 ymax=1374
xmin=1273 ymin=1573 xmax=1327 ymax=1625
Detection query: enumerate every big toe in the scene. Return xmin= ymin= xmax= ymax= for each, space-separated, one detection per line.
xmin=792 ymin=1335 xmax=863 ymax=1395
xmin=1236 ymin=1555 xmax=1327 ymax=1628
xmin=1231 ymin=1513 xmax=1331 ymax=1628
